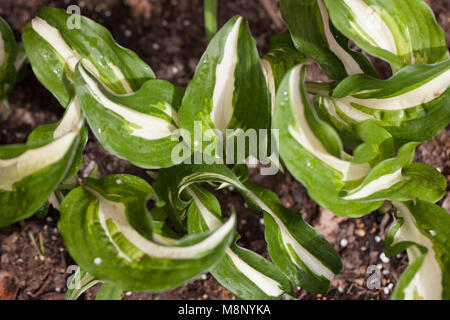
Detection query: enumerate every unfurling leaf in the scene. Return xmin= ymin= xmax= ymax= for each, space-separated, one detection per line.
xmin=281 ymin=0 xmax=377 ymax=80
xmin=179 ymin=16 xmax=271 ymax=161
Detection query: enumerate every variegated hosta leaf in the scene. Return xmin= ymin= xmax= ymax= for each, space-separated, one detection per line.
xmin=385 ymin=201 xmax=450 ymax=300
xmin=243 ymin=182 xmax=342 ymax=294
xmin=0 ymin=16 xmax=18 ymax=100
xmin=75 ymin=62 xmax=185 ymax=169
xmin=0 ymin=101 xmax=84 ymax=227
xmin=155 ymin=160 xmax=247 ymax=230
xmin=186 ymin=185 xmax=294 ymax=300
xmin=58 ymin=174 xmax=235 ymax=291
xmin=273 ymin=64 xmax=445 ymax=217
xmin=66 ymin=267 xmax=98 ymax=300
xmin=22 ymin=7 xmax=155 ymax=107
xmin=316 ymin=60 xmax=450 ymax=144
xmin=323 ymin=0 xmax=449 ymax=68
xmin=178 ymin=16 xmax=271 ymax=161
xmin=280 ymin=0 xmax=377 ymax=80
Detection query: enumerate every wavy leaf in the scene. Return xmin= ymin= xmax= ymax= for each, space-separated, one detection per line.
xmin=58 ymin=174 xmax=235 ymax=291
xmin=281 ymin=0 xmax=377 ymax=80
xmin=178 ymin=16 xmax=271 ymax=161
xmin=385 ymin=201 xmax=450 ymax=300
xmin=243 ymin=182 xmax=342 ymax=293
xmin=0 ymin=102 xmax=84 ymax=227
xmin=22 ymin=7 xmax=155 ymax=107
xmin=316 ymin=60 xmax=450 ymax=143
xmin=323 ymin=0 xmax=448 ymax=68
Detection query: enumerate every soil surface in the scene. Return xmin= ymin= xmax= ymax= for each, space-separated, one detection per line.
xmin=0 ymin=0 xmax=448 ymax=300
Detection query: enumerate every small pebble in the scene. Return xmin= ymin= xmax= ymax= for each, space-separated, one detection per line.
xmin=55 ymin=287 xmax=61 ymax=293
xmin=201 ymin=274 xmax=207 ymax=280
xmin=360 ymin=246 xmax=367 ymax=251
xmin=338 ymin=286 xmax=344 ymax=293
xmin=152 ymin=43 xmax=160 ymax=50
xmin=380 ymin=252 xmax=390 ymax=264
xmin=241 ymin=219 xmax=247 ymax=225
xmin=202 ymin=294 xmax=208 ymax=299
xmin=382 ymin=269 xmax=390 ymax=275
xmin=355 ymin=229 xmax=366 ymax=237
xmin=46 ymin=216 xmax=53 ymax=222
xmin=383 ymin=287 xmax=389 ymax=295
xmin=124 ymin=30 xmax=132 ymax=37
xmin=259 ymin=218 xmax=264 ymax=225
xmin=374 ymin=235 xmax=382 ymax=243
xmin=125 ymin=291 xmax=132 ymax=297
xmin=340 ymin=238 xmax=348 ymax=247
xmin=388 ymin=283 xmax=394 ymax=290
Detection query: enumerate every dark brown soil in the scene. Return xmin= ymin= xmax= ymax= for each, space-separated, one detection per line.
xmin=0 ymin=0 xmax=448 ymax=300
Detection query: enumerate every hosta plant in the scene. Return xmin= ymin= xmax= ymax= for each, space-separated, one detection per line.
xmin=0 ymin=0 xmax=449 ymax=300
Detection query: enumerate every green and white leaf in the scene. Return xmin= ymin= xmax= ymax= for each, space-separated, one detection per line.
xmin=186 ymin=185 xmax=294 ymax=300
xmin=58 ymin=174 xmax=235 ymax=291
xmin=280 ymin=0 xmax=377 ymax=80
xmin=75 ymin=62 xmax=185 ymax=169
xmin=27 ymin=99 xmax=88 ymax=180
xmin=22 ymin=7 xmax=155 ymax=107
xmin=262 ymin=31 xmax=306 ymax=116
xmin=243 ymin=182 xmax=342 ymax=294
xmin=155 ymin=161 xmax=247 ymax=230
xmin=274 ymin=64 xmax=444 ymax=217
xmin=274 ymin=64 xmax=382 ymax=216
xmin=323 ymin=0 xmax=449 ymax=69
xmin=385 ymin=201 xmax=450 ymax=300
xmin=179 ymin=16 xmax=271 ymax=161
xmin=0 ymin=102 xmax=84 ymax=227
xmin=316 ymin=60 xmax=450 ymax=143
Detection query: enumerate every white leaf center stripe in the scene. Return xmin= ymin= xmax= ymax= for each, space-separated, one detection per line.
xmin=288 ymin=65 xmax=370 ymax=181
xmin=317 ymin=0 xmax=363 ymax=75
xmin=91 ymin=189 xmax=235 ymax=260
xmin=211 ymin=17 xmax=242 ymax=132
xmin=261 ymin=59 xmax=276 ymax=117
xmin=31 ymin=17 xmax=133 ymax=94
xmin=0 ymin=132 xmax=77 ymax=191
xmin=245 ymin=191 xmax=335 ymax=281
xmin=78 ymin=64 xmax=177 ymax=140
xmin=392 ymin=202 xmax=442 ymax=300
xmin=54 ymin=99 xmax=83 ymax=139
xmin=343 ymin=0 xmax=398 ymax=54
xmin=341 ymin=69 xmax=450 ymax=111
xmin=343 ymin=168 xmax=404 ymax=200
xmin=31 ymin=17 xmax=83 ymax=73
xmin=187 ymin=188 xmax=284 ymax=297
